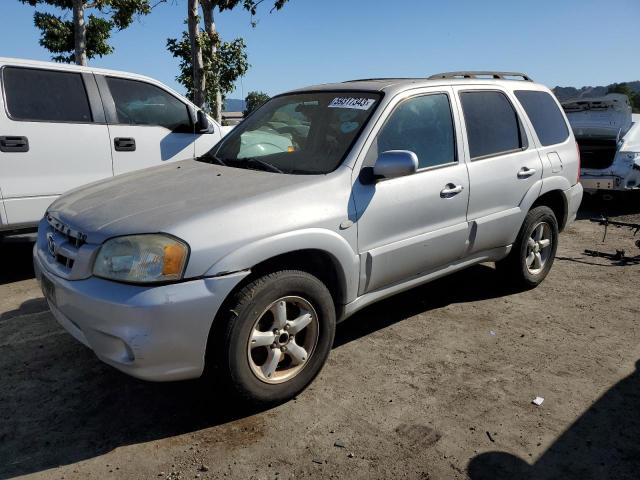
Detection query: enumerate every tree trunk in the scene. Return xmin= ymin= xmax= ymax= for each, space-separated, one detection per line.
xmin=188 ymin=0 xmax=206 ymax=108
xmin=201 ymin=0 xmax=222 ymax=123
xmin=72 ymin=0 xmax=87 ymax=66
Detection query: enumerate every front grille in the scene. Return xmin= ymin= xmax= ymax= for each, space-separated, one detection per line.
xmin=46 ymin=215 xmax=87 ymax=270
xmin=47 ymin=215 xmax=86 ymax=248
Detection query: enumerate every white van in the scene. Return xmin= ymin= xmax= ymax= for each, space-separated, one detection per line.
xmin=0 ymin=57 xmax=226 ymax=237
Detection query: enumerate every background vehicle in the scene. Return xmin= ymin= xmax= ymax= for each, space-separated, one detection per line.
xmin=562 ymin=94 xmax=640 ymax=193
xmin=0 ymin=57 xmax=225 ymax=237
xmin=34 ymin=71 xmax=582 ymax=404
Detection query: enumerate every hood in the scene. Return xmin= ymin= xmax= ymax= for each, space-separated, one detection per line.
xmin=49 ymin=159 xmax=315 ymax=241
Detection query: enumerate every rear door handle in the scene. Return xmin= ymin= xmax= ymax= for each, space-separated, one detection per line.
xmin=0 ymin=136 xmax=29 ymax=152
xmin=114 ymin=137 xmax=136 ymax=152
xmin=517 ymin=167 xmax=537 ymax=179
xmin=440 ymin=183 xmax=464 ymax=197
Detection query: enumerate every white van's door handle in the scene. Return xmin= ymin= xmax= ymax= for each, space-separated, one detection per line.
xmin=0 ymin=136 xmax=29 ymax=152
xmin=114 ymin=137 xmax=136 ymax=152
xmin=517 ymin=167 xmax=536 ymax=178
xmin=440 ymin=183 xmax=464 ymax=197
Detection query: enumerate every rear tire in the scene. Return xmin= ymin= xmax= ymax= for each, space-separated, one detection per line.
xmin=496 ymin=206 xmax=559 ymax=288
xmin=213 ymin=270 xmax=336 ymax=405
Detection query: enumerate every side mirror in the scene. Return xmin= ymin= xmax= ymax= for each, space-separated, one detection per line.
xmin=373 ymin=150 xmax=418 ymax=180
xmin=196 ymin=110 xmax=215 ymax=134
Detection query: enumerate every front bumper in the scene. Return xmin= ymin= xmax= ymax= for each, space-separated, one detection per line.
xmin=563 ymin=182 xmax=583 ymax=229
xmin=34 ymin=247 xmax=248 ymax=381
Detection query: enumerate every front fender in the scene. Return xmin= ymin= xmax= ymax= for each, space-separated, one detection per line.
xmin=204 ymin=228 xmax=360 ymax=304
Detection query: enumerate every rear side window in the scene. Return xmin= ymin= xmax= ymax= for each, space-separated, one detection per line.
xmin=515 ymin=90 xmax=569 ymax=146
xmin=106 ymin=77 xmax=192 ymax=133
xmin=2 ymin=67 xmax=92 ymax=122
xmin=460 ymin=90 xmax=526 ymax=160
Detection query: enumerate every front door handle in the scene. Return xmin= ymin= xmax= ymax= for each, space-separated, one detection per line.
xmin=114 ymin=137 xmax=136 ymax=152
xmin=440 ymin=183 xmax=464 ymax=197
xmin=0 ymin=136 xmax=29 ymax=152
xmin=517 ymin=167 xmax=537 ymax=179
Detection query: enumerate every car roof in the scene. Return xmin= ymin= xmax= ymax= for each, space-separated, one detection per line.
xmin=0 ymin=56 xmax=204 ymax=112
xmin=287 ymin=76 xmax=549 ymax=97
xmin=0 ymin=56 xmax=160 ymax=83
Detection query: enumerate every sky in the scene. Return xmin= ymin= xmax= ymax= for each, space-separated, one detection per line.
xmin=0 ymin=0 xmax=639 ymax=100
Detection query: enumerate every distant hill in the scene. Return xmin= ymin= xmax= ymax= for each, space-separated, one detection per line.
xmin=224 ymin=98 xmax=245 ymax=112
xmin=552 ymin=81 xmax=640 ymax=101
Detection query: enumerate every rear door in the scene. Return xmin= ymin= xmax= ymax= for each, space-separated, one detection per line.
xmin=0 ymin=66 xmax=112 ymax=226
xmin=453 ymin=86 xmax=543 ymax=253
xmin=96 ymin=75 xmax=198 ymax=175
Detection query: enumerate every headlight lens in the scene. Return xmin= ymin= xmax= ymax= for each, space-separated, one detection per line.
xmin=93 ymin=234 xmax=189 ymax=283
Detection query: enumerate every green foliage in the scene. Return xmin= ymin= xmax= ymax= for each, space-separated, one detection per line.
xmin=167 ymin=30 xmax=249 ymax=114
xmin=608 ymin=83 xmax=640 ymax=113
xmin=244 ymin=91 xmax=270 ymax=115
xmin=19 ymin=0 xmax=153 ymax=63
xmin=214 ymin=0 xmax=289 ymax=26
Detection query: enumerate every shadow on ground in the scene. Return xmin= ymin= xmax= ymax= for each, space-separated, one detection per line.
xmin=577 ymin=191 xmax=640 ymax=220
xmin=0 ymin=263 xmax=519 ymax=478
xmin=467 ymin=360 xmax=640 ymax=480
xmin=0 ymin=239 xmax=35 ymax=285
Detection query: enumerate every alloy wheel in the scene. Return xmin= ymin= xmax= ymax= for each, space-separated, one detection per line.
xmin=247 ymin=296 xmax=320 ymax=384
xmin=525 ymin=221 xmax=553 ymax=275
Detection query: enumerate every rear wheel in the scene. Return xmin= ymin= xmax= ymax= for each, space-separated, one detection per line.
xmin=213 ymin=270 xmax=336 ymax=404
xmin=496 ymin=206 xmax=558 ymax=288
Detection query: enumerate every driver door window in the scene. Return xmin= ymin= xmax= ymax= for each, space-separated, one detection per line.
xmin=365 ymin=93 xmax=456 ymax=169
xmin=103 ymin=76 xmax=196 ymax=175
xmin=106 ymin=77 xmax=192 ymax=132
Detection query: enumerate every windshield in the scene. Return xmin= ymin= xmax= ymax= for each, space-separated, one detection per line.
xmin=202 ymin=91 xmax=382 ymax=174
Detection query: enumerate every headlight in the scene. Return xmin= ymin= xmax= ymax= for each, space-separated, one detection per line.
xmin=93 ymin=234 xmax=189 ymax=283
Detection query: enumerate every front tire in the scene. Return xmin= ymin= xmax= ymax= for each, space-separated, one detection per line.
xmin=496 ymin=206 xmax=559 ymax=288
xmin=214 ymin=270 xmax=336 ymax=404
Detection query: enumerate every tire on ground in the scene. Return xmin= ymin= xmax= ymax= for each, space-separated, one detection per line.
xmin=212 ymin=270 xmax=336 ymax=404
xmin=496 ymin=205 xmax=559 ymax=288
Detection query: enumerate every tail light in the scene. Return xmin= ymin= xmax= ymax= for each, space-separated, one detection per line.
xmin=575 ymin=141 xmax=581 ymax=184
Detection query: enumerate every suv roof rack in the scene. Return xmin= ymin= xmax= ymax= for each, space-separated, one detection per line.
xmin=428 ymin=71 xmax=533 ymax=81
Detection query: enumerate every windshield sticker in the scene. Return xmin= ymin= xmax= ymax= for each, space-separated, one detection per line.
xmin=328 ymin=97 xmax=376 ymax=110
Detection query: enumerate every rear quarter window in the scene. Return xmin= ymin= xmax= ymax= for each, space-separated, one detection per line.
xmin=515 ymin=90 xmax=569 ymax=146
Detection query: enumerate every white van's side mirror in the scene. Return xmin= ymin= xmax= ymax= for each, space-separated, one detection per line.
xmin=196 ymin=110 xmax=215 ymax=134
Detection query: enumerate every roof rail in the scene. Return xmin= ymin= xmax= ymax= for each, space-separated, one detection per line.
xmin=428 ymin=71 xmax=533 ymax=82
xmin=342 ymin=78 xmax=414 ymax=83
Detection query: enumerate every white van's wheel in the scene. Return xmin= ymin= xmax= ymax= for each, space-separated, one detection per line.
xmin=216 ymin=270 xmax=335 ymax=404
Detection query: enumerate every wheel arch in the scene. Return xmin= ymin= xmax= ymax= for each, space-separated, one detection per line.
xmin=205 ymin=228 xmax=360 ymax=307
xmin=531 ymin=189 xmax=568 ymax=231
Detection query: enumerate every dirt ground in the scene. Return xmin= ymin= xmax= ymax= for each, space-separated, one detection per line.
xmin=1 ymin=195 xmax=639 ymax=480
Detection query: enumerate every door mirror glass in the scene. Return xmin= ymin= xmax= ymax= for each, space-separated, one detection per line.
xmin=373 ymin=150 xmax=418 ymax=180
xmin=196 ymin=110 xmax=215 ymax=134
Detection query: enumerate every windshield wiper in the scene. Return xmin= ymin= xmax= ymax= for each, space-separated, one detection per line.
xmin=197 ymin=152 xmax=227 ymax=167
xmin=240 ymin=157 xmax=284 ymax=174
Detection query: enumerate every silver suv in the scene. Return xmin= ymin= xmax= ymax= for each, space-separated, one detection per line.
xmin=34 ymin=72 xmax=583 ymax=404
